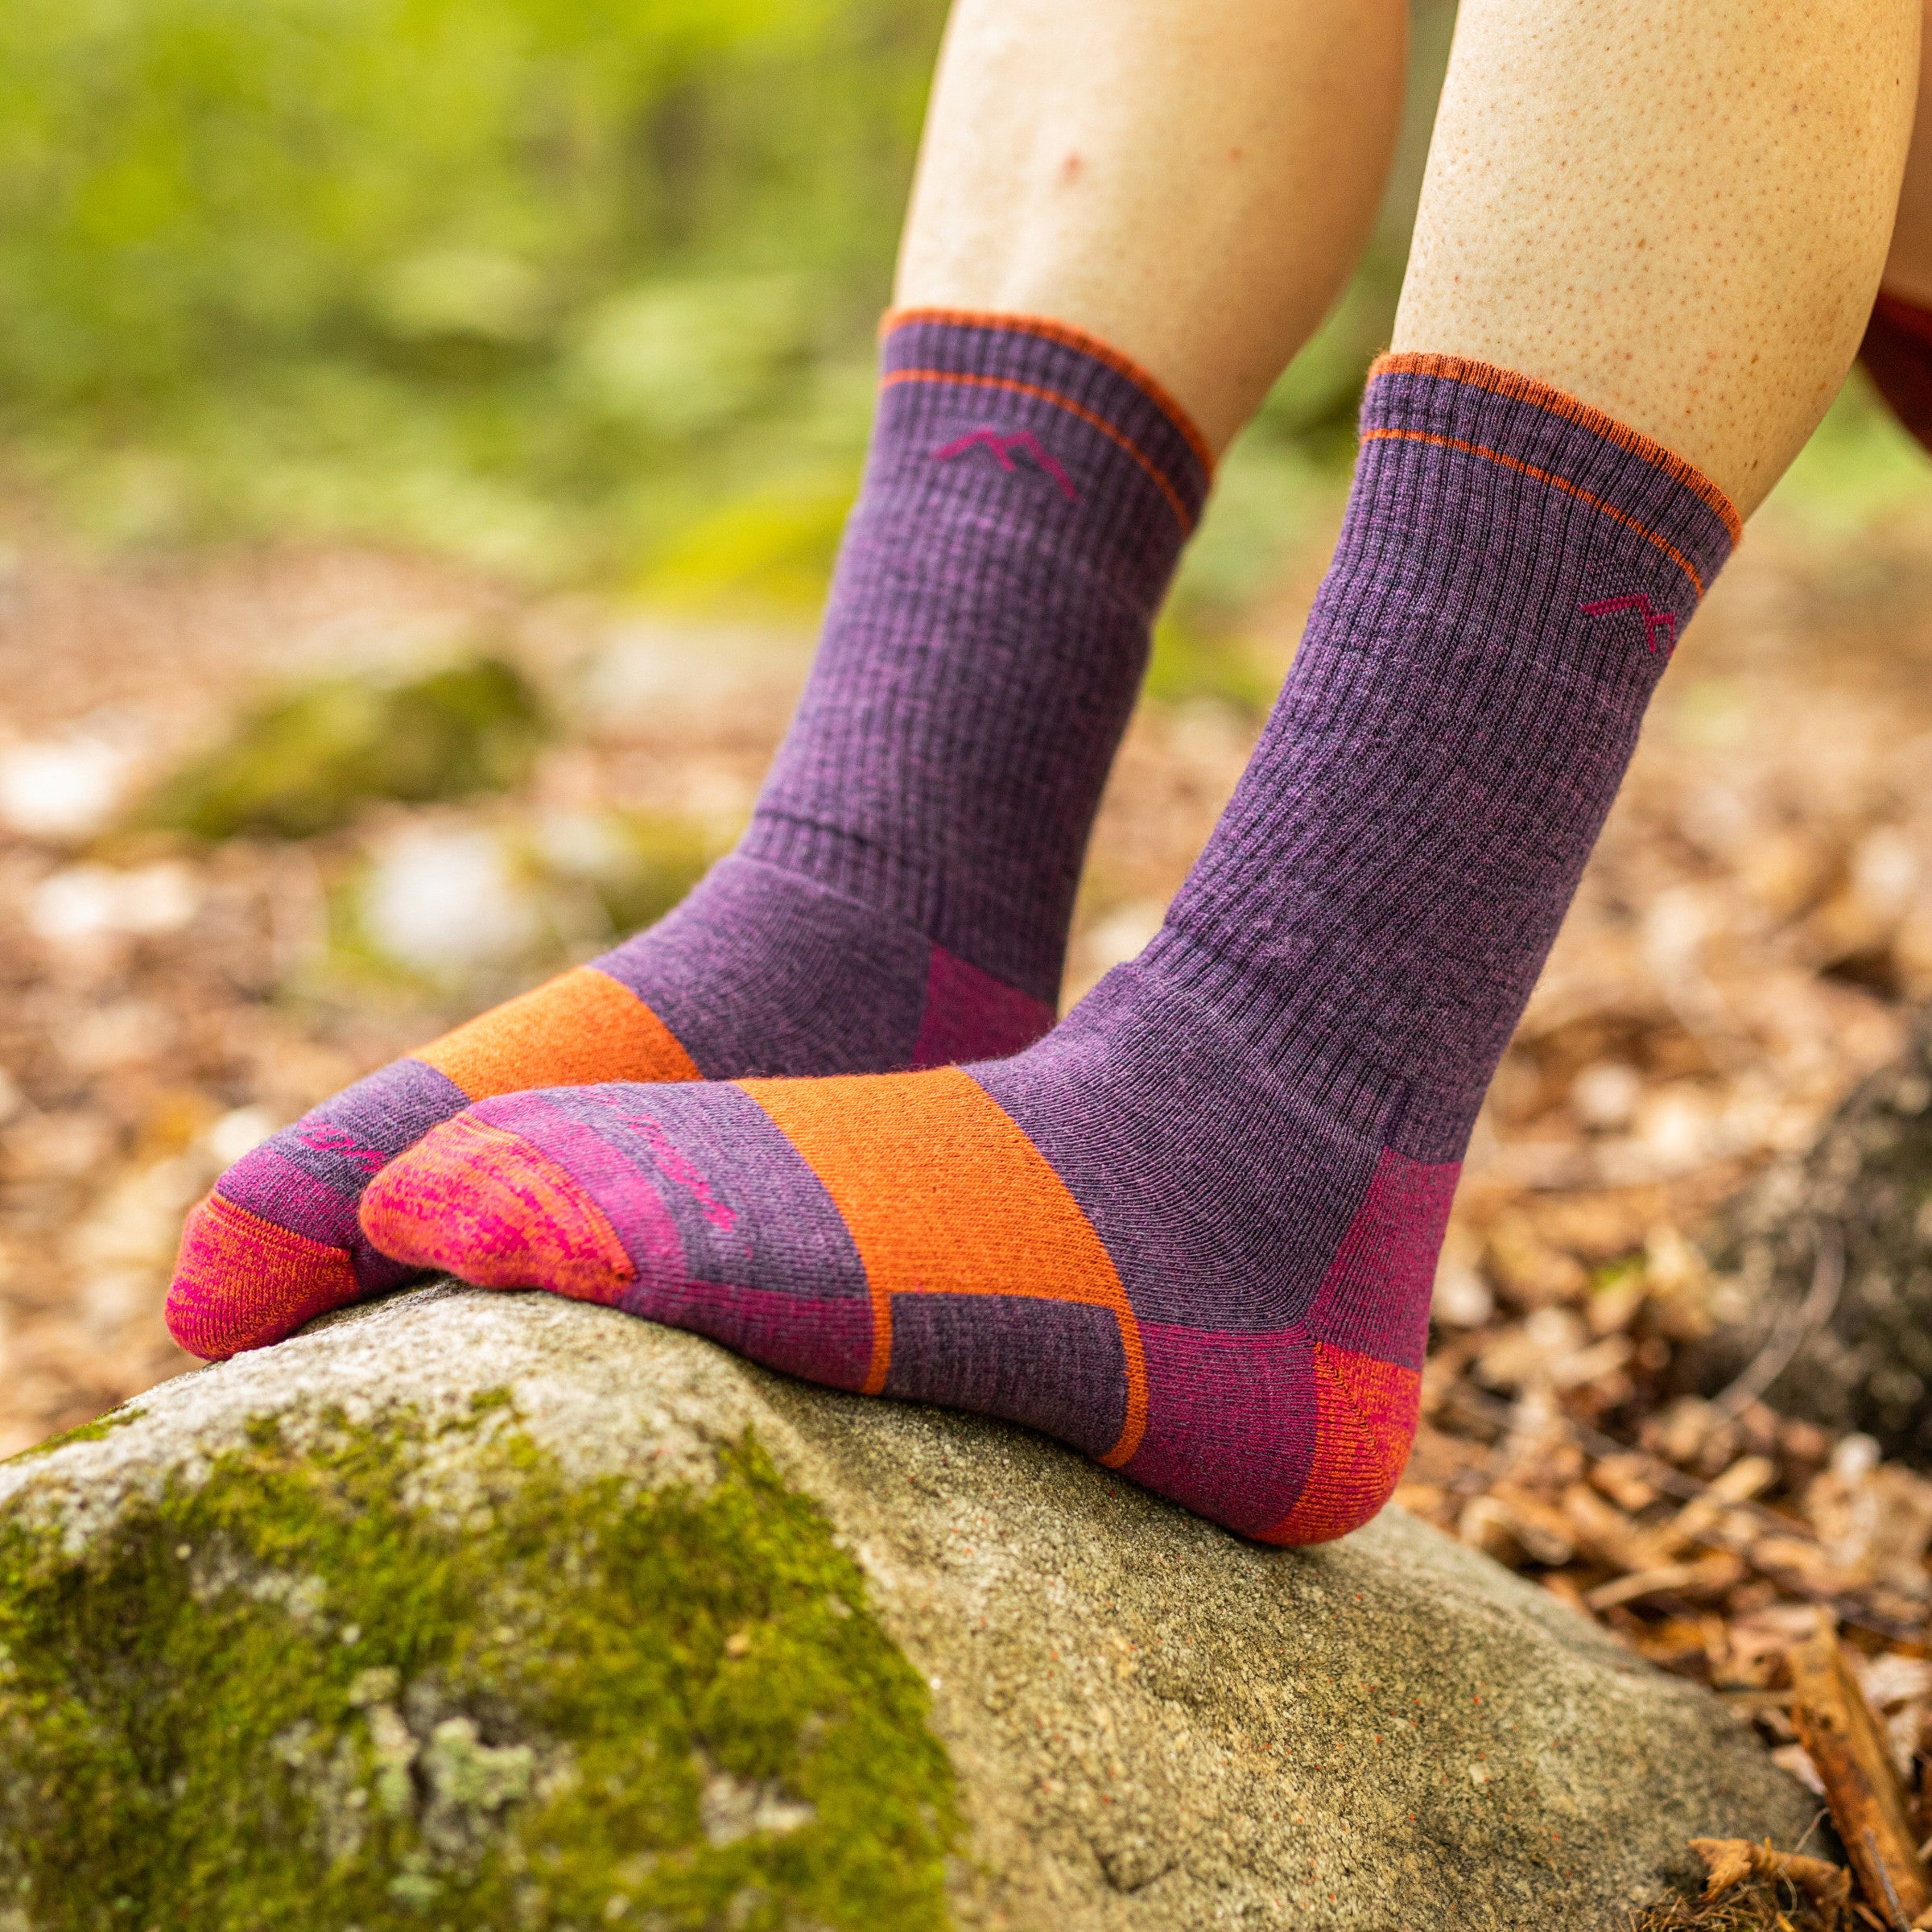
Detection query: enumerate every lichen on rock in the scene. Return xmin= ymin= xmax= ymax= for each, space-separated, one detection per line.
xmin=0 ymin=1392 xmax=957 ymax=1930
xmin=6 ymin=1407 xmax=144 ymax=1463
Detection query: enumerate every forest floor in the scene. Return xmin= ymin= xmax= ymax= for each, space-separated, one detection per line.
xmin=10 ymin=480 xmax=1932 ymax=1918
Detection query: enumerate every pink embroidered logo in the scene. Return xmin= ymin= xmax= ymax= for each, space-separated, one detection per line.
xmin=934 ymin=427 xmax=1079 ymax=502
xmin=627 ymin=1113 xmax=737 ymax=1232
xmin=297 ymin=1123 xmax=387 ymax=1174
xmin=1582 ymin=593 xmax=1677 ymax=654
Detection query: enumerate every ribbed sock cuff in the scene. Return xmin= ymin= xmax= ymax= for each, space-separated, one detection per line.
xmin=1364 ymin=353 xmax=1739 ymax=596
xmin=880 ymin=308 xmax=1213 ymax=567
xmin=741 ymin=309 xmax=1208 ymax=999
xmin=1146 ymin=354 xmax=1743 ymax=1159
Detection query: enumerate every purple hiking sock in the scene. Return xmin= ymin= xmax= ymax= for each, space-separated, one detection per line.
xmin=365 ymin=353 xmax=1738 ymax=1544
xmin=360 ymin=353 xmax=1738 ymax=1542
xmin=166 ymin=311 xmax=1212 ymax=1360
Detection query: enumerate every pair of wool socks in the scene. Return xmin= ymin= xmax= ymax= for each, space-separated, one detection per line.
xmin=171 ymin=318 xmax=1738 ymax=1549
xmin=350 ymin=353 xmax=1737 ymax=1543
xmin=165 ymin=312 xmax=1212 ymax=1362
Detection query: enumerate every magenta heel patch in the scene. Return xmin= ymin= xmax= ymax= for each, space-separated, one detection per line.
xmin=910 ymin=947 xmax=1055 ymax=1069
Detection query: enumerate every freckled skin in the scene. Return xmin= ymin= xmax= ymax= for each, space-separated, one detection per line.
xmin=894 ymin=0 xmax=1410 ymax=453
xmin=893 ymin=0 xmax=1916 ymax=496
xmin=1394 ymin=0 xmax=1918 ymax=515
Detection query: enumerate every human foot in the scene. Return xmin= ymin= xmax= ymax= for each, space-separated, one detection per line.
xmin=165 ymin=310 xmax=1210 ymax=1361
xmin=356 ymin=354 xmax=1739 ymax=1542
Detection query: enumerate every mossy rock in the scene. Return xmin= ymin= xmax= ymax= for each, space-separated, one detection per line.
xmin=0 ymin=1410 xmax=952 ymax=1930
xmin=138 ymin=655 xmax=547 ymax=841
xmin=1 ymin=1288 xmax=1817 ymax=1930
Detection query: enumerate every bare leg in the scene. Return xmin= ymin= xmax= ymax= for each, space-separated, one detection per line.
xmin=1883 ymin=0 xmax=1932 ymax=299
xmin=895 ymin=0 xmax=1410 ymax=452
xmin=1395 ymin=0 xmax=1918 ymax=514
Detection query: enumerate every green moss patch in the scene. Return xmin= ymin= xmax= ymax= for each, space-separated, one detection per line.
xmin=2 ymin=1407 xmax=143 ymax=1463
xmin=0 ymin=1399 xmax=957 ymax=1930
xmin=138 ymin=656 xmax=547 ymax=840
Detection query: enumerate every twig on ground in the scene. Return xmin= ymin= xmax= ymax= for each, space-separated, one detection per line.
xmin=1789 ymin=1615 xmax=1932 ymax=1929
xmin=1449 ymin=1384 xmax=1927 ymax=1642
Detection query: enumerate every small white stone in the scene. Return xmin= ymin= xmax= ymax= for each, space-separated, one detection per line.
xmin=0 ymin=737 xmax=132 ymax=841
xmin=1431 ymin=1229 xmax=1494 ymax=1329
xmin=360 ymin=826 xmax=542 ymax=973
xmin=1830 ymin=1432 xmax=1880 ymax=1485
xmin=27 ymin=862 xmax=200 ymax=944
xmin=1571 ymin=1060 xmax=1642 ymax=1132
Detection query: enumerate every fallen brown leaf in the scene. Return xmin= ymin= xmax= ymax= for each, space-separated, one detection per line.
xmin=1586 ymin=1553 xmax=1747 ymax=1612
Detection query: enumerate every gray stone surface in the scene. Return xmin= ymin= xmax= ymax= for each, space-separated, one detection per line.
xmin=2 ymin=1283 xmax=1814 ymax=1929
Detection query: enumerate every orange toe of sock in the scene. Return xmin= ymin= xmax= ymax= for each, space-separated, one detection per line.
xmin=166 ymin=1192 xmax=363 ymax=1362
xmin=358 ymin=1113 xmax=636 ymax=1305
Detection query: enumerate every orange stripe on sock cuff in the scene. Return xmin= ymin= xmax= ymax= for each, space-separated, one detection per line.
xmin=413 ymin=965 xmax=700 ymax=1101
xmin=881 ymin=305 xmax=1216 ymax=477
xmin=1358 ymin=427 xmax=1716 ymax=598
xmin=881 ymin=369 xmax=1198 ymax=533
xmin=740 ymin=1064 xmax=1150 ymax=1465
xmin=1370 ymin=352 xmax=1742 ymax=546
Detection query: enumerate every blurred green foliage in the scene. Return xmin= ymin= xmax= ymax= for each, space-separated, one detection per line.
xmin=0 ymin=0 xmax=944 ymax=576
xmin=0 ymin=0 xmax=1471 ymax=613
xmin=141 ymin=656 xmax=547 ymax=838
xmin=531 ymin=807 xmax=720 ymax=935
xmin=52 ymin=0 xmax=1924 ymax=705
xmin=0 ymin=0 xmax=937 ymax=398
xmin=1143 ymin=620 xmax=1282 ymax=720
xmin=1765 ymin=368 xmax=1932 ymax=536
xmin=8 ymin=0 xmax=1926 ymax=643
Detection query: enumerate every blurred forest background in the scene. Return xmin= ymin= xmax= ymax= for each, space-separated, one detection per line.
xmin=19 ymin=1 xmax=1932 ymax=1796
xmin=0 ymin=0 xmax=1444 ymax=603
xmin=3 ymin=0 xmax=1926 ymax=650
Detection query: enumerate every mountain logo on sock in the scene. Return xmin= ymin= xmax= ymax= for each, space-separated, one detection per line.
xmin=1582 ymin=593 xmax=1678 ymax=654
xmin=933 ymin=427 xmax=1079 ymax=502
xmin=295 ymin=1122 xmax=388 ymax=1174
xmin=629 ymin=1111 xmax=737 ymax=1231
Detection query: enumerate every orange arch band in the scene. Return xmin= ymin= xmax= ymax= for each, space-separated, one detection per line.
xmin=415 ymin=965 xmax=700 ymax=1101
xmin=742 ymin=1065 xmax=1149 ymax=1467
